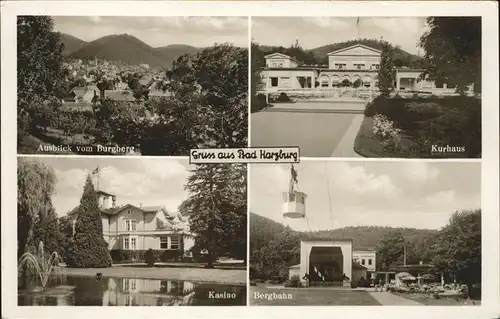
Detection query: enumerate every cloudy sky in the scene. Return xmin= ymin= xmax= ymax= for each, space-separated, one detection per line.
xmin=252 ymin=17 xmax=428 ymax=55
xmin=53 ymin=16 xmax=249 ymax=47
xmin=250 ymin=161 xmax=481 ymax=231
xmin=34 ymin=157 xmax=194 ymax=217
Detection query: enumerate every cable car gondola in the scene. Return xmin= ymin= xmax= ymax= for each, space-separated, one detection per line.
xmin=282 ymin=164 xmax=307 ymax=220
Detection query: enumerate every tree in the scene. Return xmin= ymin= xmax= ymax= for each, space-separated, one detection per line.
xmin=341 ymin=79 xmax=352 ymax=87
xmin=378 ymin=41 xmax=396 ymax=96
xmin=426 ymin=210 xmax=481 ymax=297
xmin=375 ymin=231 xmax=418 ymax=270
xmin=17 ymin=159 xmax=57 ymax=258
xmin=32 ymin=205 xmax=60 ymax=258
xmin=419 ymin=17 xmax=481 ymax=94
xmin=168 ymin=44 xmax=248 ymax=148
xmin=17 ymin=16 xmax=66 ymax=134
xmin=251 ymin=42 xmax=268 ymax=113
xmin=68 ymin=176 xmax=112 ymax=268
xmin=58 ymin=215 xmax=75 ymax=263
xmin=182 ymin=164 xmax=247 ymax=268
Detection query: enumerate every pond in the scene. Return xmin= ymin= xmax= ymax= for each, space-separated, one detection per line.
xmin=18 ymin=276 xmax=246 ymax=306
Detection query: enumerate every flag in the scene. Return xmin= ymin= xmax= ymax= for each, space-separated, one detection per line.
xmin=92 ymin=166 xmax=99 ymax=175
xmin=291 ymin=164 xmax=298 ymax=184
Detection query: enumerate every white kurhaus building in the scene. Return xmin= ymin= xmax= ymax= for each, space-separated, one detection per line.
xmin=260 ymin=43 xmax=455 ymax=94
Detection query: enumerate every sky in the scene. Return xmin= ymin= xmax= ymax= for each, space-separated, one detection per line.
xmin=252 ymin=17 xmax=428 ymax=55
xmin=250 ymin=161 xmax=481 ymax=231
xmin=52 ymin=16 xmax=249 ymax=48
xmin=32 ymin=157 xmax=195 ymax=217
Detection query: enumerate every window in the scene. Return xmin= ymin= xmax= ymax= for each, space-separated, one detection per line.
xmin=368 ymin=259 xmax=372 ymax=265
xmin=354 ymin=64 xmax=365 ymax=70
xmin=270 ymin=77 xmax=278 ymax=87
xmin=335 ymin=63 xmax=347 ymax=69
xmin=125 ymin=219 xmax=136 ymax=231
xmin=361 ymin=259 xmax=366 ymax=265
xmin=160 ymin=237 xmax=169 ymax=249
xmin=131 ymin=237 xmax=137 ymax=250
xmin=372 ymin=64 xmax=380 ymax=70
xmin=123 ymin=238 xmax=129 ymax=250
xmin=170 ymin=236 xmax=180 ymax=250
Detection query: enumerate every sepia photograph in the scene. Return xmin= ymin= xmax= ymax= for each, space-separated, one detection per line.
xmin=17 ymin=16 xmax=249 ymax=156
xmin=250 ymin=17 xmax=481 ymax=158
xmin=249 ymin=161 xmax=481 ymax=306
xmin=17 ymin=157 xmax=247 ymax=306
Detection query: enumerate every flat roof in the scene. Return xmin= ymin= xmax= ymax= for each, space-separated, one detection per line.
xmin=301 ymin=238 xmax=353 ymax=242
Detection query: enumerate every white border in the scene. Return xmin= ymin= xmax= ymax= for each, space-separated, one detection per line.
xmin=2 ymin=1 xmax=499 ymax=319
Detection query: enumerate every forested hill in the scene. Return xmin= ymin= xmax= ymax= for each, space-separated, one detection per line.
xmin=58 ymin=33 xmax=203 ymax=68
xmin=250 ymin=212 xmax=437 ymax=253
xmin=253 ymin=38 xmax=422 ymax=68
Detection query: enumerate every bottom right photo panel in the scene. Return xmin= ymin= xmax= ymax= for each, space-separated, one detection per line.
xmin=249 ymin=161 xmax=481 ymax=306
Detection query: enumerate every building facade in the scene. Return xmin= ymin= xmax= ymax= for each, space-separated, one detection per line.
xmin=259 ymin=43 xmax=458 ymax=94
xmin=71 ymin=190 xmax=194 ymax=255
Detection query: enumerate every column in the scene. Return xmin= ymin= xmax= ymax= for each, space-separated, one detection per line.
xmin=396 ymin=74 xmax=401 ymax=91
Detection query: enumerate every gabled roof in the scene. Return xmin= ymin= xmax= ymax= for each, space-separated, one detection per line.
xmin=104 ymin=90 xmax=136 ymax=102
xmin=264 ymin=52 xmax=300 ymax=63
xmin=327 ymin=44 xmax=382 ymax=56
xmin=101 ymin=203 xmax=141 ymax=216
xmin=142 ymin=205 xmax=163 ymax=213
xmin=96 ymin=190 xmax=115 ymax=197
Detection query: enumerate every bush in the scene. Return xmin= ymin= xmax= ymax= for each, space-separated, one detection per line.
xmin=285 ymin=275 xmax=301 ymax=288
xmin=351 ymin=282 xmax=358 ymax=288
xmin=251 ymin=94 xmax=268 ymax=113
xmin=276 ymin=92 xmax=291 ymax=103
xmin=144 ymin=249 xmax=156 ymax=267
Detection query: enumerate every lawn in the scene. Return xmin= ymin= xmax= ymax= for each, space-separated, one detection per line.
xmin=391 ymin=292 xmax=481 ymax=306
xmin=62 ymin=265 xmax=247 ymax=286
xmin=354 ymin=95 xmax=481 ymax=158
xmin=250 ymin=285 xmax=381 ymax=305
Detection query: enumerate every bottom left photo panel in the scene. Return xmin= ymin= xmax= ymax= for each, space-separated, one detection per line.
xmin=17 ymin=156 xmax=247 ymax=306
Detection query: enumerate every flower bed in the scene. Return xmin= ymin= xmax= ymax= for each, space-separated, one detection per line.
xmin=354 ymin=95 xmax=481 ymax=158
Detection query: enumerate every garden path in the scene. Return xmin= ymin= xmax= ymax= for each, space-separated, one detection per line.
xmin=368 ymin=291 xmax=423 ymax=305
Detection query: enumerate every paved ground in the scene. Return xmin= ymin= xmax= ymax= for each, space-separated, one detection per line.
xmin=250 ymin=285 xmax=380 ymax=305
xmin=368 ymin=291 xmax=423 ymax=305
xmin=61 ymin=265 xmax=246 ymax=286
xmin=251 ymin=100 xmax=367 ymax=157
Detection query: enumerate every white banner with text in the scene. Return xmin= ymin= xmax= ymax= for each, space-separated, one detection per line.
xmin=189 ymin=147 xmax=300 ymax=164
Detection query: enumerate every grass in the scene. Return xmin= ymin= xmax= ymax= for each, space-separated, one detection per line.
xmin=61 ymin=265 xmax=247 ymax=286
xmin=391 ymin=292 xmax=481 ymax=306
xmin=354 ymin=96 xmax=481 ymax=158
xmin=250 ymin=285 xmax=381 ymax=305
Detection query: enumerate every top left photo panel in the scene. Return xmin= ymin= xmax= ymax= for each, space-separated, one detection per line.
xmin=17 ymin=16 xmax=249 ymax=156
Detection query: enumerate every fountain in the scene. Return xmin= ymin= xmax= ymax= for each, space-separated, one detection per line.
xmin=18 ymin=241 xmax=65 ymax=291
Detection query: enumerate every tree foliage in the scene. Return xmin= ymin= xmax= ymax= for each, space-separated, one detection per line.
xmin=68 ymin=176 xmax=112 ymax=268
xmin=419 ymin=17 xmax=481 ymax=94
xmin=375 ymin=231 xmax=420 ymax=271
xmin=17 ymin=159 xmax=57 ymax=258
xmin=17 ymin=16 xmax=66 ymax=134
xmin=378 ymin=41 xmax=396 ymax=95
xmin=182 ymin=164 xmax=247 ymax=267
xmin=424 ymin=210 xmax=481 ymax=295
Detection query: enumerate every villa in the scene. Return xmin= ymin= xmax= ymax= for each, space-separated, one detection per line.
xmin=70 ymin=190 xmax=194 ymax=255
xmin=259 ymin=43 xmax=467 ymax=95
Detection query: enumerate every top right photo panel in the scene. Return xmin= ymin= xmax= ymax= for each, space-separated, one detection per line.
xmin=250 ymin=17 xmax=481 ymax=159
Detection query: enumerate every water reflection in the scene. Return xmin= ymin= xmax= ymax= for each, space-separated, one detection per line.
xmin=19 ymin=276 xmax=246 ymax=306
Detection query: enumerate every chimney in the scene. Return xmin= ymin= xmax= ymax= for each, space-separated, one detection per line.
xmin=112 ymin=196 xmax=116 ymax=208
xmin=140 ymin=203 xmax=142 ymax=208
